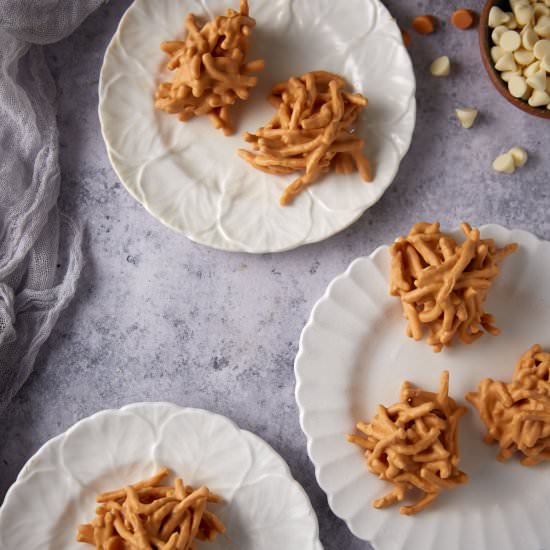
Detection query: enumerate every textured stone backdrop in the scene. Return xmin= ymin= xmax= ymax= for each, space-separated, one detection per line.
xmin=0 ymin=1 xmax=548 ymax=548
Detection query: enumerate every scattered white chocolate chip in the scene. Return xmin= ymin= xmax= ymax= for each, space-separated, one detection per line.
xmin=430 ymin=56 xmax=451 ymax=76
xmin=522 ymin=27 xmax=539 ymax=50
xmin=501 ymin=30 xmax=522 ymax=51
xmin=509 ymin=146 xmax=528 ymax=167
xmin=455 ymin=107 xmax=478 ymax=129
xmin=489 ymin=6 xmax=511 ymax=27
xmin=528 ymin=88 xmax=550 ymax=105
xmin=495 ymin=52 xmax=518 ymax=71
xmin=493 ymin=152 xmax=516 ymax=173
xmin=514 ymin=48 xmax=536 ymax=65
xmin=534 ymin=39 xmax=550 ymax=59
xmin=509 ymin=74 xmax=529 ymax=96
xmin=491 ymin=46 xmax=506 ymax=62
xmin=526 ymin=68 xmax=548 ymax=90
xmin=492 ymin=25 xmax=509 ymax=45
xmin=541 ymin=53 xmax=550 ymax=71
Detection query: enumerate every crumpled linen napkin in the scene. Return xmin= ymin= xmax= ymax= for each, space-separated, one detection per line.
xmin=0 ymin=0 xmax=105 ymax=413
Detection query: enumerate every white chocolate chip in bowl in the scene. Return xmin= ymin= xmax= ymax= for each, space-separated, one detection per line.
xmin=500 ymin=30 xmax=522 ymax=51
xmin=523 ymin=59 xmax=541 ymax=76
xmin=522 ymin=26 xmax=539 ymax=50
xmin=534 ymin=4 xmax=550 ymax=19
xmin=455 ymin=107 xmax=478 ymax=129
xmin=492 ymin=24 xmax=509 ymax=44
xmin=526 ymin=68 xmax=548 ymax=90
xmin=509 ymin=74 xmax=529 ymax=96
xmin=514 ymin=48 xmax=536 ymax=65
xmin=491 ymin=45 xmax=506 ymax=62
xmin=506 ymin=14 xmax=518 ymax=29
xmin=534 ymin=39 xmax=550 ymax=59
xmin=430 ymin=56 xmax=450 ymax=76
xmin=492 ymin=152 xmax=516 ymax=173
xmin=495 ymin=52 xmax=518 ymax=71
xmin=489 ymin=6 xmax=511 ymax=27
xmin=483 ymin=1 xmax=550 ymax=117
xmin=514 ymin=3 xmax=534 ymax=26
xmin=501 ymin=69 xmax=522 ymax=81
xmin=535 ymin=15 xmax=550 ymax=38
xmin=533 ymin=2 xmax=550 ymax=19
xmin=528 ymin=89 xmax=550 ymax=105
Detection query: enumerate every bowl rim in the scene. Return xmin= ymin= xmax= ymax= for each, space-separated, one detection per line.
xmin=479 ymin=0 xmax=550 ymax=120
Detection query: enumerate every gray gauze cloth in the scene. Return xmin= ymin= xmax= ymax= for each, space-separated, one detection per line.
xmin=0 ymin=1 xmax=104 ymax=413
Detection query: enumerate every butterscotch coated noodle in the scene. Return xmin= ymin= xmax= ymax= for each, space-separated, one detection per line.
xmin=238 ymin=71 xmax=372 ymax=205
xmin=76 ymin=468 xmax=224 ymax=549
xmin=389 ymin=222 xmax=518 ymax=352
xmin=348 ymin=371 xmax=468 ymax=515
xmin=467 ymin=345 xmax=550 ymax=466
xmin=155 ymin=0 xmax=264 ymax=135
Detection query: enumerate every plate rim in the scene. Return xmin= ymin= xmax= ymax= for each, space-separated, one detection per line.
xmin=0 ymin=401 xmax=323 ymax=549
xmin=294 ymin=223 xmax=549 ymax=544
xmin=97 ymin=0 xmax=417 ymax=254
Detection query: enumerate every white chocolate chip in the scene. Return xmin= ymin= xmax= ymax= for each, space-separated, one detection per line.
xmin=524 ymin=59 xmax=541 ymax=75
xmin=522 ymin=87 xmax=534 ymax=100
xmin=495 ymin=52 xmax=518 ymax=71
xmin=493 ymin=152 xmax=516 ymax=173
xmin=515 ymin=3 xmax=534 ymax=25
xmin=509 ymin=75 xmax=529 ymax=96
xmin=534 ymin=39 xmax=550 ymax=58
xmin=535 ymin=15 xmax=550 ymax=37
xmin=509 ymin=146 xmax=528 ymax=167
xmin=501 ymin=30 xmax=522 ymax=51
xmin=492 ymin=25 xmax=509 ymax=45
xmin=487 ymin=2 xmax=550 ymax=110
xmin=522 ymin=26 xmax=539 ymax=49
xmin=506 ymin=15 xmax=519 ymax=29
xmin=534 ymin=4 xmax=550 ymax=18
xmin=455 ymin=107 xmax=478 ymax=129
xmin=501 ymin=70 xmax=522 ymax=82
xmin=491 ymin=46 xmax=506 ymax=62
xmin=489 ymin=6 xmax=511 ymax=27
xmin=526 ymin=68 xmax=547 ymax=90
xmin=528 ymin=88 xmax=550 ymax=105
xmin=514 ymin=48 xmax=536 ymax=64
xmin=430 ymin=56 xmax=450 ymax=76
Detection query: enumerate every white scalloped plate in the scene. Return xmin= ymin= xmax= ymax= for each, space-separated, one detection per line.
xmin=0 ymin=403 xmax=322 ymax=550
xmin=98 ymin=0 xmax=415 ymax=253
xmin=295 ymin=225 xmax=550 ymax=550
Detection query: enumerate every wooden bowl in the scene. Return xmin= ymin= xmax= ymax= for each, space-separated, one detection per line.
xmin=479 ymin=0 xmax=550 ymax=119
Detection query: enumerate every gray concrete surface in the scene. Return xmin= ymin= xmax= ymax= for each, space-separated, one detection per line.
xmin=0 ymin=1 xmax=548 ymax=548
